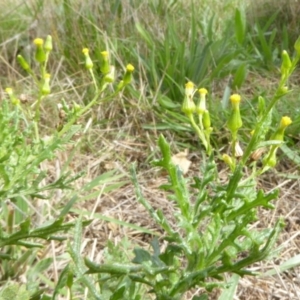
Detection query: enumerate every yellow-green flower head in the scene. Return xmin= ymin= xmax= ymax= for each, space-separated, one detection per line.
xmin=126 ymin=64 xmax=134 ymax=72
xmin=34 ymin=38 xmax=46 ymax=62
xmin=82 ymin=48 xmax=93 ymax=69
xmin=33 ymin=38 xmax=44 ymax=46
xmin=123 ymin=64 xmax=134 ymax=85
xmin=101 ymin=51 xmax=109 ymax=58
xmin=272 ymin=116 xmax=292 ymax=142
xmin=100 ymin=51 xmax=110 ymax=74
xmin=182 ymin=82 xmax=196 ymax=115
xmin=44 ymin=35 xmax=53 ymax=51
xmin=280 ymin=116 xmax=292 ymax=129
xmin=198 ymin=88 xmax=208 ymax=95
xmin=227 ymin=94 xmax=242 ymax=135
xmin=185 ymin=81 xmax=195 ymax=98
xmin=5 ymin=87 xmax=13 ymax=95
xmin=230 ymin=94 xmax=241 ymax=104
xmin=82 ymin=48 xmax=89 ymax=55
xmin=197 ymin=88 xmax=208 ymax=114
xmin=222 ymin=154 xmax=233 ymax=165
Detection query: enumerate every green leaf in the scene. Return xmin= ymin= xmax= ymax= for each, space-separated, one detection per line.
xmin=132 ymin=248 xmax=151 ymax=264
xmin=52 ymin=264 xmax=71 ymax=300
xmin=231 ymin=63 xmax=248 ymax=89
xmin=261 ymin=254 xmax=300 ymax=277
xmin=0 ymin=284 xmax=30 ymax=300
xmin=110 ymin=286 xmax=126 ymax=300
xmin=135 ymin=23 xmax=154 ymax=47
xmin=235 ymin=8 xmax=246 ymax=45
xmin=218 ymin=274 xmax=239 ymax=300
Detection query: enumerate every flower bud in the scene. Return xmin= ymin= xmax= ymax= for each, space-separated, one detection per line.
xmin=281 ymin=50 xmax=292 ymax=77
xmin=222 ymin=154 xmax=234 ymax=170
xmin=100 ymin=51 xmax=110 ymax=74
xmin=44 ymin=35 xmax=53 ymax=52
xmin=123 ymin=64 xmax=134 ymax=85
xmin=263 ymin=149 xmax=277 ymax=169
xmin=227 ymin=94 xmax=242 ymax=134
xmin=103 ymin=65 xmax=115 ymax=83
xmin=5 ymin=88 xmax=20 ymax=105
xmin=33 ymin=38 xmax=46 ymax=63
xmin=263 ymin=116 xmax=292 ymax=170
xmin=182 ymin=82 xmax=196 ymax=115
xmin=196 ymin=88 xmax=208 ymax=115
xmin=82 ymin=48 xmax=93 ymax=69
xmin=17 ymin=55 xmax=30 ymax=71
xmin=203 ymin=110 xmax=211 ymax=129
xmin=272 ymin=116 xmax=292 ymax=141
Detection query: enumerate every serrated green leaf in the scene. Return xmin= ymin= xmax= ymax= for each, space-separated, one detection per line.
xmin=132 ymin=248 xmax=151 ymax=264
xmin=0 ymin=284 xmax=30 ymax=300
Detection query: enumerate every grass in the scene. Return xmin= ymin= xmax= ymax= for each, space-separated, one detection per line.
xmin=0 ymin=0 xmax=300 ymax=299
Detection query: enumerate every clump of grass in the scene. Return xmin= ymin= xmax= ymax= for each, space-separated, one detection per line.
xmin=246 ymin=0 xmax=300 ymax=52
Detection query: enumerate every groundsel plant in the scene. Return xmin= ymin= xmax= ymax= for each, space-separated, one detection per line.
xmin=82 ymin=39 xmax=300 ymax=300
xmin=1 ymin=35 xmax=133 ymax=297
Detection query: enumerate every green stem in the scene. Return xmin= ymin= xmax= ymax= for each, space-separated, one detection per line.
xmin=188 ymin=114 xmax=209 ymax=154
xmin=89 ymin=69 xmax=99 ymax=93
xmin=58 ymin=90 xmax=119 ymax=137
xmin=241 ymin=55 xmax=299 ymax=166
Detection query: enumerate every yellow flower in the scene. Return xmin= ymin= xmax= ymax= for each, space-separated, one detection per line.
xmin=280 ymin=116 xmax=292 ymax=129
xmin=44 ymin=35 xmax=53 ymax=51
xmin=33 ymin=38 xmax=44 ymax=46
xmin=126 ymin=64 xmax=134 ymax=72
xmin=198 ymin=88 xmax=208 ymax=95
xmin=34 ymin=38 xmax=45 ymax=62
xmin=227 ymin=94 xmax=242 ymax=135
xmin=182 ymin=82 xmax=196 ymax=115
xmin=82 ymin=48 xmax=93 ymax=69
xmin=82 ymin=48 xmax=89 ymax=55
xmin=100 ymin=51 xmax=110 ymax=74
xmin=123 ymin=64 xmax=134 ymax=85
xmin=101 ymin=51 xmax=109 ymax=58
xmin=5 ymin=88 xmax=13 ymax=95
xmin=196 ymin=88 xmax=208 ymax=114
xmin=185 ymin=82 xmax=194 ymax=98
xmin=230 ymin=94 xmax=241 ymax=104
